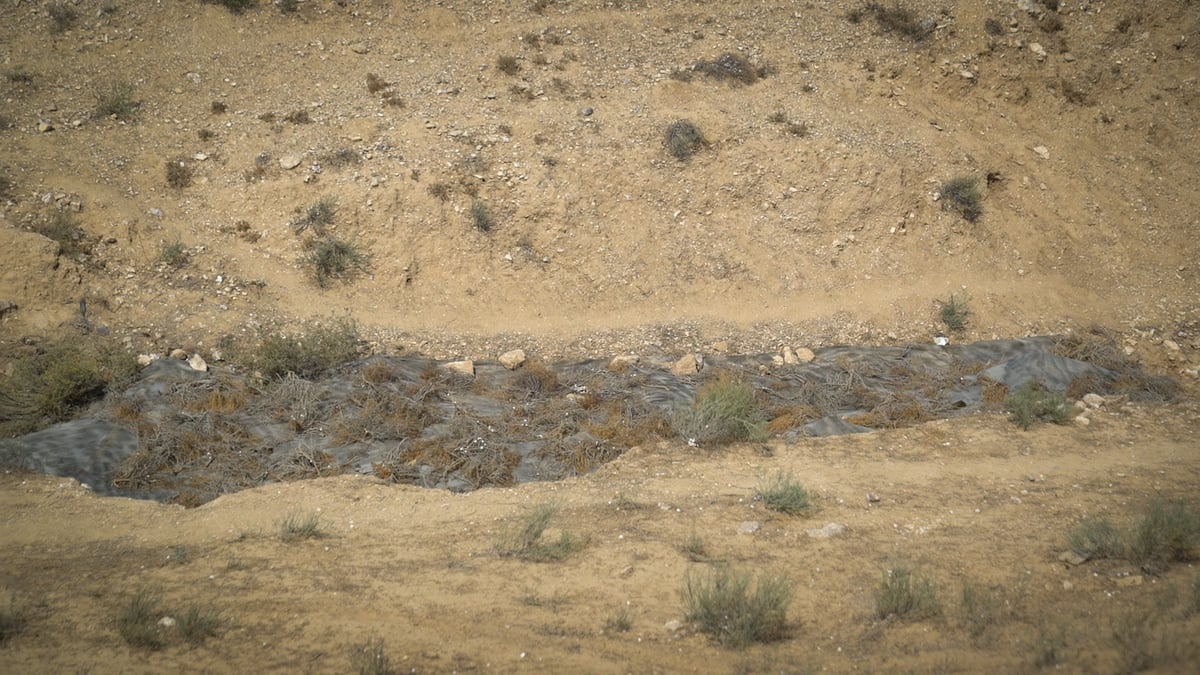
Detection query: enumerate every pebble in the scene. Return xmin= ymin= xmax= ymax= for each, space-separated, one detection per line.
xmin=1058 ymin=550 xmax=1087 ymax=566
xmin=664 ymin=619 xmax=683 ymax=632
xmin=442 ymin=360 xmax=475 ymax=377
xmin=581 ymin=107 xmax=593 ymax=116
xmin=37 ymin=120 xmax=54 ymax=133
xmin=1082 ymin=393 xmax=1105 ymax=408
xmin=279 ymin=154 xmax=302 ymax=170
xmin=736 ymin=521 xmax=760 ymax=535
xmin=498 ymin=349 xmax=527 ymax=370
xmin=1032 ymin=145 xmax=1050 ymax=160
xmin=1030 ymin=43 xmax=1047 ymax=61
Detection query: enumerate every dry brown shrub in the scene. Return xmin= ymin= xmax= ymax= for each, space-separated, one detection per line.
xmin=981 ymin=380 xmax=1008 ymax=408
xmin=507 ymin=360 xmax=559 ymax=399
xmin=361 ymin=360 xmax=395 ymax=385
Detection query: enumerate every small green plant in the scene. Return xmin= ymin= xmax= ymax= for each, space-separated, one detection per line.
xmin=1004 ymin=383 xmax=1070 ymax=430
xmin=165 ymin=158 xmax=193 ymax=189
xmin=95 ymin=81 xmax=139 ymax=119
xmin=160 ymin=239 xmax=189 ymax=268
xmin=0 ymin=593 xmax=32 ymax=645
xmin=874 ymin=564 xmax=940 ymax=620
xmin=496 ymin=55 xmax=521 ymax=75
xmin=292 ymin=196 xmax=337 ymax=235
xmin=938 ymin=293 xmax=971 ymax=333
xmin=279 ymin=510 xmax=325 ymax=541
xmin=33 ymin=211 xmax=91 ymax=258
xmin=495 ymin=503 xmax=582 ymax=562
xmin=683 ymin=567 xmax=792 ymax=648
xmin=1067 ymin=516 xmax=1124 ymax=560
xmin=177 ymin=605 xmax=221 ymax=644
xmin=235 ymin=320 xmax=360 ymax=379
xmin=470 ymin=200 xmax=494 ymax=232
xmin=672 ymin=372 xmax=766 ymax=446
xmin=1128 ymin=497 xmax=1199 ymax=568
xmin=664 ymin=119 xmax=709 ymax=161
xmin=680 ymin=531 xmax=710 ymax=562
xmin=351 ymin=637 xmax=398 ymax=675
xmin=940 ymin=175 xmax=983 ymax=222
xmin=118 ymin=589 xmax=165 ymax=650
xmin=48 ymin=2 xmax=78 ymax=33
xmin=958 ymin=581 xmax=1001 ymax=638
xmin=756 ymin=471 xmax=812 ymax=515
xmin=305 ymin=238 xmax=371 ymax=288
xmin=605 ymin=606 xmax=633 ymax=633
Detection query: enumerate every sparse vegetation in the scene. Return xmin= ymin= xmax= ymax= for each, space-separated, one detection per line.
xmin=161 ymin=239 xmax=189 ymax=268
xmin=0 ymin=593 xmax=32 ymax=645
xmin=470 ymin=200 xmax=494 ymax=232
xmin=1067 ymin=516 xmax=1124 ymax=560
xmin=48 ymin=2 xmax=78 ymax=34
xmin=1004 ymin=383 xmax=1070 ymax=430
xmin=177 ymin=605 xmax=222 ymax=644
xmin=875 ymin=564 xmax=940 ymax=620
xmin=278 ymin=0 xmax=299 ymax=14
xmin=939 ymin=175 xmax=983 ymax=222
xmin=118 ymin=589 xmax=166 ymax=650
xmin=1033 ymin=618 xmax=1068 ymax=669
xmin=683 ymin=568 xmax=792 ymax=648
xmin=605 ymin=606 xmax=633 ymax=633
xmin=1128 ymin=497 xmax=1200 ymax=568
xmin=203 ymin=0 xmax=256 ymax=15
xmin=958 ymin=581 xmax=1002 ymax=638
xmin=938 ymin=293 xmax=971 ymax=333
xmin=497 ymin=55 xmax=521 ymax=75
xmin=691 ymin=52 xmax=769 ymax=85
xmin=672 ymin=372 xmax=766 ymax=446
xmin=664 ymin=119 xmax=709 ymax=161
xmin=210 ymin=100 xmax=228 ymax=114
xmin=165 ymin=158 xmax=193 ymax=189
xmin=283 ymin=109 xmax=312 ymax=124
xmin=292 ymin=196 xmax=338 ymax=235
xmin=235 ymin=320 xmax=360 ymax=379
xmin=849 ymin=3 xmax=935 ymax=41
xmin=680 ymin=531 xmax=710 ymax=562
xmin=5 ymin=68 xmax=34 ymax=85
xmin=95 ymin=81 xmax=139 ymax=119
xmin=279 ymin=510 xmax=325 ymax=541
xmin=756 ymin=471 xmax=813 ymax=515
xmin=305 ymin=238 xmax=371 ymax=288
xmin=32 ymin=211 xmax=91 ymax=258
xmin=495 ymin=503 xmax=583 ymax=562
xmin=351 ymin=637 xmax=398 ymax=675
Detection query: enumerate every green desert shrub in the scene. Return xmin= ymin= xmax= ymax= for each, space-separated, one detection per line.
xmin=875 ymin=564 xmax=941 ymax=620
xmin=118 ymin=589 xmax=166 ymax=650
xmin=672 ymin=372 xmax=766 ymax=445
xmin=495 ymin=502 xmax=582 ymax=562
xmin=683 ymin=567 xmax=792 ymax=647
xmin=664 ymin=119 xmax=709 ymax=161
xmin=1004 ymin=383 xmax=1070 ymax=430
xmin=237 ymin=320 xmax=360 ymax=379
xmin=1128 ymin=498 xmax=1200 ymax=567
xmin=95 ymin=81 xmax=139 ymax=119
xmin=279 ymin=510 xmax=325 ymax=542
xmin=938 ymin=293 xmax=971 ymax=333
xmin=1067 ymin=516 xmax=1124 ymax=560
xmin=940 ymin=175 xmax=983 ymax=222
xmin=756 ymin=471 xmax=813 ymax=515
xmin=305 ymin=238 xmax=371 ymax=288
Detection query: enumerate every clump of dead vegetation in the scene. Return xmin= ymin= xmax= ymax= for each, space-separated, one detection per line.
xmin=847 ymin=3 xmax=936 ymax=41
xmin=673 ymin=52 xmax=770 ymax=85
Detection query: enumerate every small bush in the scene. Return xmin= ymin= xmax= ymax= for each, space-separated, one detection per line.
xmin=605 ymin=606 xmax=633 ymax=633
xmin=495 ymin=503 xmax=582 ymax=562
xmin=756 ymin=471 xmax=812 ymax=515
xmin=940 ymin=175 xmax=983 ymax=222
xmin=470 ymin=200 xmax=494 ymax=232
xmin=240 ymin=320 xmax=360 ymax=379
xmin=959 ymin=582 xmax=1002 ymax=638
xmin=664 ymin=119 xmax=709 ymax=161
xmin=852 ymin=3 xmax=934 ymax=41
xmin=985 ymin=18 xmax=1005 ymax=36
xmin=1004 ymin=383 xmax=1070 ymax=430
xmin=680 ymin=531 xmax=710 ymax=562
xmin=0 ymin=593 xmax=31 ymax=645
xmin=204 ymin=0 xmax=256 ymax=14
xmin=32 ymin=211 xmax=91 ymax=258
xmin=1067 ymin=516 xmax=1124 ymax=560
xmin=305 ymin=238 xmax=371 ymax=288
xmin=283 ymin=109 xmax=312 ymax=125
xmin=672 ymin=372 xmax=766 ymax=446
xmin=1033 ymin=618 xmax=1068 ymax=668
xmin=161 ymin=239 xmax=189 ymax=268
xmin=1128 ymin=498 xmax=1199 ymax=567
xmin=693 ymin=52 xmax=768 ymax=85
xmin=279 ymin=511 xmax=325 ymax=541
xmin=48 ymin=2 xmax=78 ymax=33
xmin=365 ymin=73 xmax=390 ymax=94
xmin=177 ymin=605 xmax=222 ymax=644
xmin=165 ymin=158 xmax=193 ymax=189
xmin=497 ymin=55 xmax=521 ymax=75
xmin=683 ymin=568 xmax=792 ymax=648
xmin=118 ymin=589 xmax=165 ymax=650
xmin=875 ymin=564 xmax=940 ymax=620
xmin=210 ymin=101 xmax=228 ymax=114
xmin=95 ymin=81 xmax=139 ymax=119
xmin=351 ymin=637 xmax=398 ymax=675
xmin=293 ymin=196 xmax=337 ymax=235
xmin=938 ymin=293 xmax=971 ymax=333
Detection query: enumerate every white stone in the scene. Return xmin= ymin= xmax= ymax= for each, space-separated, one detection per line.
xmin=279 ymin=154 xmax=302 ymax=170
xmin=187 ymin=354 xmax=208 ymax=372
xmin=498 ymin=349 xmax=526 ymax=370
xmin=1082 ymin=393 xmax=1105 ymax=408
xmin=1033 ymin=145 xmax=1050 ymax=159
xmin=443 ymin=360 xmax=475 ymax=377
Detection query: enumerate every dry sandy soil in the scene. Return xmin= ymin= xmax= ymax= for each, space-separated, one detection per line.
xmin=1 ymin=0 xmax=1199 ymax=672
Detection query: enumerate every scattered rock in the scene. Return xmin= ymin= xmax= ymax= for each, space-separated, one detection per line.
xmin=37 ymin=120 xmax=54 ymax=133
xmin=1032 ymin=145 xmax=1050 ymax=159
xmin=1030 ymin=43 xmax=1047 ymax=61
xmin=664 ymin=619 xmax=683 ymax=632
xmin=866 ymin=492 xmax=881 ymax=504
xmin=581 ymin=107 xmax=594 ymax=116
xmin=443 ymin=360 xmax=475 ymax=377
xmin=349 ymin=42 xmax=370 ymax=55
xmin=671 ymin=353 xmax=701 ymax=376
xmin=1073 ymin=415 xmax=1090 ymax=426
xmin=782 ymin=346 xmax=799 ymax=365
xmin=498 ymin=349 xmax=527 ymax=370
xmin=187 ymin=354 xmax=208 ymax=372
xmin=279 ymin=154 xmax=302 ymax=170
xmin=1162 ymin=339 xmax=1180 ymax=352
xmin=157 ymin=616 xmax=176 ymax=629
xmin=136 ymin=353 xmax=160 ymax=366
xmin=806 ymin=522 xmax=847 ymax=538
xmin=169 ymin=348 xmax=189 ymax=360
xmin=609 ymin=355 xmax=639 ymax=370
xmin=1082 ymin=393 xmax=1105 ymax=409
xmin=736 ymin=521 xmax=760 ymax=535
xmin=794 ymin=347 xmax=816 ymax=363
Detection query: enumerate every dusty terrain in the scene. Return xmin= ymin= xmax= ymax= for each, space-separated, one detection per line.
xmin=1 ymin=0 xmax=1199 ymax=672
